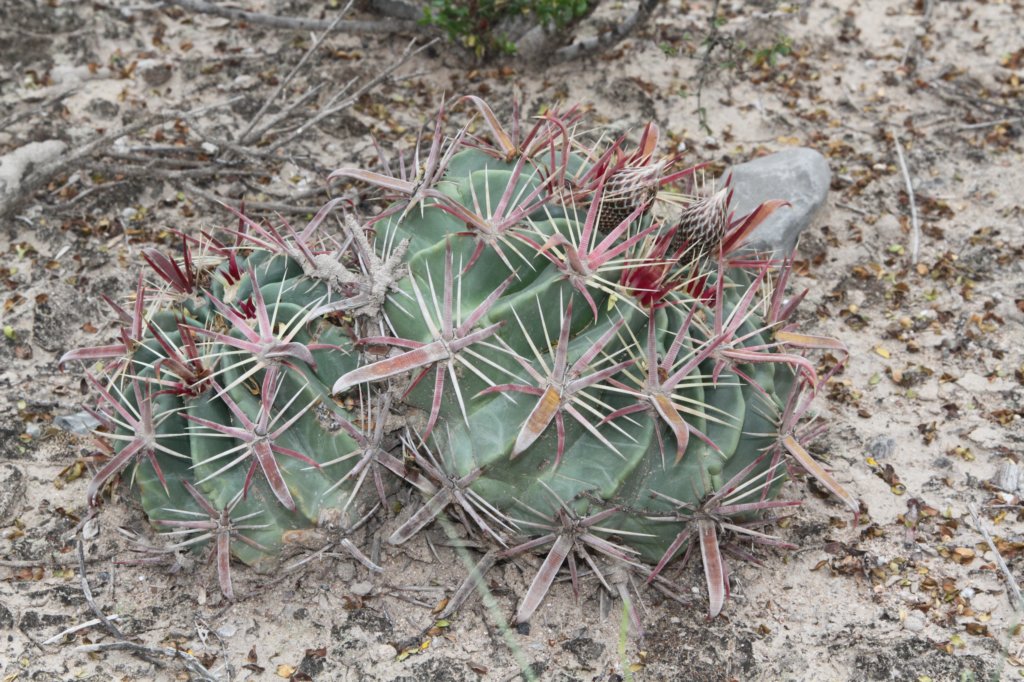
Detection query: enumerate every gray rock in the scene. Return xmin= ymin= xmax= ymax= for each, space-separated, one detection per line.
xmin=85 ymin=98 xmax=119 ymax=120
xmin=902 ymin=613 xmax=925 ymax=632
xmin=137 ymin=59 xmax=172 ymax=88
xmin=992 ymin=461 xmax=1021 ymax=495
xmin=0 ymin=463 xmax=26 ymax=525
xmin=726 ymin=147 xmax=831 ymax=255
xmin=350 ymin=580 xmax=374 ymax=596
xmin=369 ymin=0 xmax=420 ymax=19
xmin=0 ymin=140 xmax=68 ymax=195
xmin=54 ymin=411 xmax=101 ymax=435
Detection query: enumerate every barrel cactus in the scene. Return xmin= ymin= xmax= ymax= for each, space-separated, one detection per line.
xmin=63 ymin=97 xmax=854 ymax=620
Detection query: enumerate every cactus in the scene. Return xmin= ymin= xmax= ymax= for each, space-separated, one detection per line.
xmin=63 ymin=97 xmax=853 ymax=620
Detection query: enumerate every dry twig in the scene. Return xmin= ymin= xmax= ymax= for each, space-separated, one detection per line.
xmin=968 ymin=503 xmax=1024 ymax=612
xmin=0 ymin=99 xmax=242 ymax=219
xmin=168 ymin=0 xmax=421 ymax=35
xmin=261 ymin=37 xmax=436 ymax=155
xmin=549 ymin=0 xmax=660 ymax=61
xmin=695 ymin=0 xmax=724 ymax=135
xmin=953 ymin=117 xmax=1023 ymax=132
xmin=77 ymin=535 xmax=125 ymax=640
xmin=42 ymin=615 xmax=123 ymax=646
xmin=75 ymin=641 xmax=219 ymax=682
xmin=181 ymin=181 xmax=328 ymax=215
xmin=891 ymin=128 xmax=920 ymax=265
xmin=238 ymin=3 xmax=353 ymax=146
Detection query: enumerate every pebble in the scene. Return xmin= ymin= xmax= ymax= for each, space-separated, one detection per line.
xmin=54 ymin=411 xmax=101 ymax=435
xmin=138 ymin=60 xmax=173 ymax=87
xmin=0 ymin=140 xmax=67 ymax=195
xmin=971 ymin=593 xmax=999 ymax=613
xmin=0 ymin=463 xmax=26 ymax=525
xmin=956 ymin=372 xmax=1010 ymax=393
xmin=350 ymin=581 xmax=374 ymax=596
xmin=967 ymin=425 xmax=1004 ymax=449
xmin=902 ymin=614 xmax=925 ymax=632
xmin=336 ymin=562 xmax=356 ymax=582
xmin=868 ymin=436 xmax=896 ymax=460
xmin=231 ymin=74 xmax=260 ymax=91
xmin=992 ymin=462 xmax=1021 ymax=495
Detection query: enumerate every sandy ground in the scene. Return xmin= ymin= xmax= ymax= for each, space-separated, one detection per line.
xmin=1 ymin=0 xmax=1023 ymax=680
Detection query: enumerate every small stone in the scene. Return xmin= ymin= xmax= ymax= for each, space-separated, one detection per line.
xmin=335 ymin=562 xmax=356 ymax=582
xmin=992 ymin=462 xmax=1021 ymax=494
xmin=868 ymin=436 xmax=896 ymax=460
xmin=967 ymin=426 xmax=1003 ymax=449
xmin=231 ymin=74 xmax=260 ymax=91
xmin=369 ymin=0 xmax=420 ymax=19
xmin=916 ymin=381 xmax=940 ymax=402
xmin=0 ymin=140 xmax=67 ymax=195
xmin=971 ymin=593 xmax=999 ymax=613
xmin=350 ymin=581 xmax=374 ymax=596
xmin=85 ymin=98 xmax=119 ymax=120
xmin=726 ymin=147 xmax=832 ymax=255
xmin=956 ymin=372 xmax=1010 ymax=393
xmin=138 ymin=60 xmax=173 ymax=87
xmin=0 ymin=463 xmax=26 ymax=525
xmin=54 ymin=411 xmax=101 ymax=435
xmin=902 ymin=614 xmax=925 ymax=632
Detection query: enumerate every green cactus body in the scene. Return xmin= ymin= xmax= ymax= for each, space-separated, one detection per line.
xmin=82 ymin=250 xmax=365 ymax=576
xmin=67 ymin=100 xmax=851 ymax=618
xmin=359 ymin=144 xmax=807 ymax=578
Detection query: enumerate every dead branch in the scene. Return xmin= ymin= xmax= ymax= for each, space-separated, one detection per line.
xmin=42 ymin=615 xmax=124 ymax=645
xmin=0 ymin=552 xmax=113 ymax=568
xmin=238 ymin=4 xmax=353 ymax=145
xmin=929 ymin=81 xmax=1024 ymax=119
xmin=899 ymin=0 xmax=934 ymax=71
xmin=261 ymin=38 xmax=437 ymax=155
xmin=551 ymin=0 xmax=660 ymax=61
xmin=0 ymin=88 xmax=74 ymax=131
xmin=168 ymin=0 xmax=422 ymax=35
xmin=89 ymin=163 xmax=259 ymax=180
xmin=75 ymin=641 xmax=219 ymax=682
xmin=438 ymin=550 xmax=499 ymax=619
xmin=968 ymin=503 xmax=1024 ymax=612
xmin=182 ymin=181 xmax=327 ymax=215
xmin=0 ymin=115 xmax=156 ymax=219
xmin=952 ymin=117 xmax=1023 ymax=132
xmin=695 ymin=0 xmax=724 ymax=135
xmin=0 ymin=99 xmax=243 ymax=219
xmin=77 ymin=536 xmax=125 ymax=641
xmin=891 ymin=128 xmax=920 ymax=265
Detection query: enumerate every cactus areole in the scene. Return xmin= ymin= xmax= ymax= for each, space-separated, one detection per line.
xmin=63 ymin=98 xmax=854 ymax=621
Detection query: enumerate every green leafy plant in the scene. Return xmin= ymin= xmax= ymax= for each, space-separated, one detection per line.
xmin=422 ymin=0 xmax=590 ymax=57
xmin=752 ymin=35 xmax=793 ymax=67
xmin=63 ymin=96 xmax=855 ymax=622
